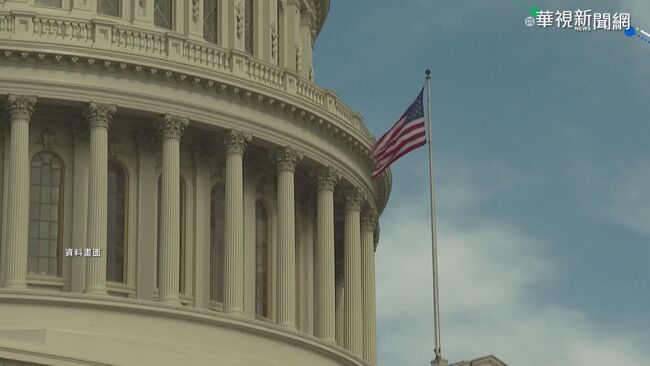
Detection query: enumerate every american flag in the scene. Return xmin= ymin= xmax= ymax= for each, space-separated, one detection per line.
xmin=372 ymin=88 xmax=427 ymax=178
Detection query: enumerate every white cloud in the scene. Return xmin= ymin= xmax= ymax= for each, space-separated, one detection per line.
xmin=604 ymin=159 xmax=650 ymax=236
xmin=375 ymin=161 xmax=648 ymax=366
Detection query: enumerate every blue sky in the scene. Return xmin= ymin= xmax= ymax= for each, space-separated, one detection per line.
xmin=314 ymin=1 xmax=650 ymax=365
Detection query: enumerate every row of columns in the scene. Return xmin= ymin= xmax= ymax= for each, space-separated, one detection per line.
xmin=1 ymin=95 xmax=378 ymax=364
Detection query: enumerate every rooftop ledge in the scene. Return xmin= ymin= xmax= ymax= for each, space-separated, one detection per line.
xmin=0 ymin=10 xmax=392 ymax=214
xmin=0 ymin=289 xmax=369 ymax=366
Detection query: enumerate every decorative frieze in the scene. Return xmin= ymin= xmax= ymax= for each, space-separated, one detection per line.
xmin=271 ymin=21 xmax=278 ymax=59
xmin=235 ymin=2 xmax=245 ymax=39
xmin=40 ymin=128 xmax=56 ymax=149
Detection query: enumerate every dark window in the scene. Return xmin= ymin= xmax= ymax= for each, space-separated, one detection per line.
xmin=255 ymin=201 xmax=269 ymax=317
xmin=210 ymin=185 xmax=225 ymax=303
xmin=203 ymin=0 xmax=219 ymax=44
xmin=107 ymin=161 xmax=127 ymax=283
xmin=28 ymin=151 xmax=63 ymax=276
xmin=98 ymin=0 xmax=121 ymax=17
xmin=154 ymin=0 xmax=173 ymax=29
xmin=34 ymin=0 xmax=62 ymax=8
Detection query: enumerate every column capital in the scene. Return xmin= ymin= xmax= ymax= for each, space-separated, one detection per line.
xmin=361 ymin=209 xmax=378 ymax=232
xmin=312 ymin=166 xmax=340 ymax=192
xmin=273 ymin=146 xmax=303 ymax=173
xmin=344 ymin=187 xmax=365 ymax=211
xmin=158 ymin=114 xmax=189 ymax=140
xmin=6 ymin=95 xmax=37 ymax=120
xmin=85 ymin=102 xmax=117 ymax=129
xmin=222 ymin=129 xmax=252 ymax=155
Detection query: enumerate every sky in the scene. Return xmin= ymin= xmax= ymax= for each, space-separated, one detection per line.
xmin=314 ymin=1 xmax=650 ymax=365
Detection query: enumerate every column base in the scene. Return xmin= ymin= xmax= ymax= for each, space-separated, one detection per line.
xmin=84 ymin=287 xmax=108 ymax=296
xmin=279 ymin=322 xmax=298 ymax=331
xmin=318 ymin=336 xmax=337 ymax=345
xmin=3 ymin=281 xmax=27 ymax=290
xmin=224 ymin=308 xmax=244 ymax=316
xmin=158 ymin=297 xmax=182 ymax=306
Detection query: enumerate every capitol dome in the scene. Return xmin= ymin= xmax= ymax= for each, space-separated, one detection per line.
xmin=0 ymin=1 xmax=390 ymax=365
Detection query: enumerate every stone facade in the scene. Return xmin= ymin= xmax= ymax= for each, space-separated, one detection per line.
xmin=0 ymin=1 xmax=388 ymax=365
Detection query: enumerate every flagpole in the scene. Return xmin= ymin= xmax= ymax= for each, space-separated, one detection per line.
xmin=425 ymin=69 xmax=443 ymax=362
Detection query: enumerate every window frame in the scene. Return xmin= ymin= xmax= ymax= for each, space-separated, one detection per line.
xmin=33 ymin=0 xmax=64 ymax=9
xmin=97 ymin=0 xmax=122 ymax=18
xmin=203 ymin=0 xmax=219 ymax=44
xmin=153 ymin=0 xmax=174 ymax=30
xmin=27 ymin=150 xmax=65 ymax=278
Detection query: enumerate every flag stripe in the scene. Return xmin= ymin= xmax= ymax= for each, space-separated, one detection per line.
xmin=375 ymin=130 xmax=426 ymax=167
xmin=374 ymin=121 xmax=425 ymax=162
xmin=373 ymin=115 xmax=407 ymax=154
xmin=371 ymin=87 xmax=426 ymax=178
xmin=374 ymin=117 xmax=422 ymax=158
xmin=372 ymin=136 xmax=426 ymax=177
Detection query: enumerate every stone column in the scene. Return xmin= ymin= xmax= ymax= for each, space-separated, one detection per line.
xmin=361 ymin=209 xmax=378 ymax=365
xmin=222 ymin=130 xmax=251 ymax=314
xmin=344 ymin=188 xmax=364 ymax=355
xmin=313 ymin=167 xmax=339 ymax=343
xmin=2 ymin=95 xmax=36 ymax=289
xmin=157 ymin=114 xmax=189 ymax=304
xmin=273 ymin=146 xmax=302 ymax=329
xmin=83 ymin=103 xmax=117 ymax=295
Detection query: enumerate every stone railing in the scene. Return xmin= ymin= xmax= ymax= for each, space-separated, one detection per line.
xmin=0 ymin=11 xmax=372 ymax=143
xmin=33 ymin=15 xmax=94 ymax=43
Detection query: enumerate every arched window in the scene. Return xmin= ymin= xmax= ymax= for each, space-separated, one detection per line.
xmin=28 ymin=151 xmax=63 ymax=276
xmin=157 ymin=176 xmax=186 ymax=294
xmin=107 ymin=161 xmax=127 ymax=283
xmin=203 ymin=0 xmax=219 ymax=44
xmin=210 ymin=185 xmax=225 ymax=303
xmin=34 ymin=0 xmax=62 ymax=8
xmin=154 ymin=0 xmax=173 ymax=29
xmin=245 ymin=0 xmax=254 ymax=55
xmin=255 ymin=201 xmax=269 ymax=317
xmin=98 ymin=0 xmax=121 ymax=17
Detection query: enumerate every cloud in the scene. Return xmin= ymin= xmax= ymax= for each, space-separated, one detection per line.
xmin=603 ymin=159 xmax=650 ymax=236
xmin=375 ymin=160 xmax=649 ymax=366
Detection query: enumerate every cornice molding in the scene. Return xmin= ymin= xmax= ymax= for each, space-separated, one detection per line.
xmin=0 ymin=46 xmax=391 ymax=216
